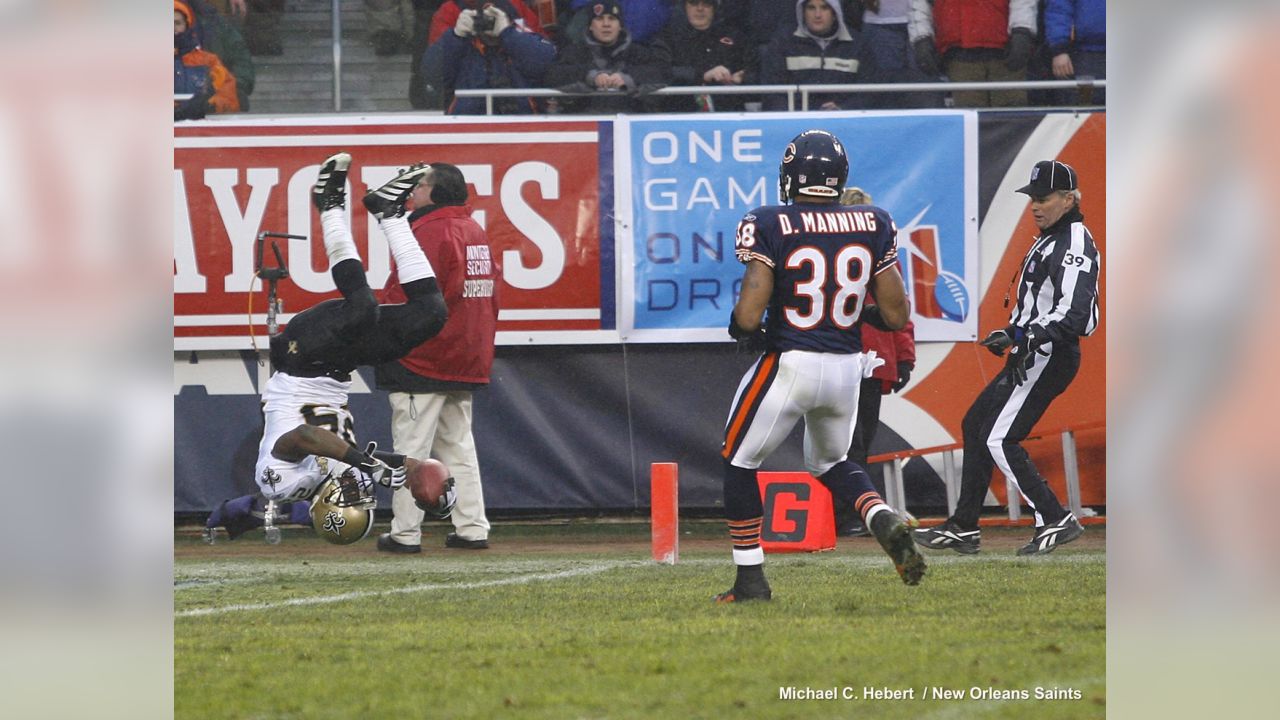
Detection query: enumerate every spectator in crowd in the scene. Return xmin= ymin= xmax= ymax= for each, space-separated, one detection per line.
xmin=832 ymin=189 xmax=917 ymax=536
xmin=545 ymin=2 xmax=672 ymax=113
xmin=407 ymin=1 xmax=447 ymax=109
xmin=375 ymin=163 xmax=500 ymax=554
xmin=852 ymin=0 xmax=941 ymax=107
xmin=561 ymin=0 xmax=670 ymax=45
xmin=244 ymin=0 xmax=286 ymax=56
xmin=1045 ymin=0 xmax=1104 ymax=105
xmin=760 ymin=0 xmax=879 ymax=111
xmin=428 ymin=0 xmax=547 ymax=44
xmin=175 ymin=1 xmax=241 ymax=120
xmin=422 ymin=0 xmax=557 ymax=114
xmin=908 ymin=0 xmax=1037 ymax=107
xmin=187 ymin=0 xmax=255 ymax=111
xmin=366 ymin=0 xmax=416 ymax=56
xmin=661 ymin=0 xmax=755 ymax=112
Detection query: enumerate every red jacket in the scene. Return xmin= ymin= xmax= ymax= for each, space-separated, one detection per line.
xmin=932 ymin=0 xmax=1014 ymax=55
xmin=862 ymin=321 xmax=915 ymax=394
xmin=379 ymin=205 xmax=500 ymax=384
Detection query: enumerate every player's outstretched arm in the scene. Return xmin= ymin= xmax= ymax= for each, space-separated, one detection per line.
xmin=272 ymin=424 xmax=358 ymax=464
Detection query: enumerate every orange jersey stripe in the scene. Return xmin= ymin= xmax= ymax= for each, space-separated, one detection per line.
xmin=721 ymin=354 xmax=778 ymax=459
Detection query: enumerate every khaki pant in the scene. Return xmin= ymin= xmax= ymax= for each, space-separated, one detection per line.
xmin=945 ymin=56 xmax=1027 ymax=108
xmin=387 ymin=391 xmax=490 ymax=544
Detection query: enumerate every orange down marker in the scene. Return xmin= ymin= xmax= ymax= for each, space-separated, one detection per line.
xmin=651 ymin=462 xmax=679 ymax=564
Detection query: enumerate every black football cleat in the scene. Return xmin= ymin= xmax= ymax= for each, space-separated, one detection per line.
xmin=870 ymin=510 xmax=927 ymax=586
xmin=363 ymin=163 xmax=430 ymax=219
xmin=1016 ymin=513 xmax=1084 ymax=556
xmin=312 ymin=152 xmax=352 ymax=211
xmin=713 ymin=566 xmax=772 ymax=603
xmin=913 ymin=519 xmax=982 ymax=555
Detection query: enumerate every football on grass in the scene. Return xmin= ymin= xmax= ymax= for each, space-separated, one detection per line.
xmin=406 ymin=458 xmax=452 ymax=511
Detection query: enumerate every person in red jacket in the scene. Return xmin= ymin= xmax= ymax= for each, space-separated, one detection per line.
xmin=374 ymin=163 xmax=501 ymax=553
xmin=908 ymin=0 xmax=1037 ymax=107
xmin=834 ymin=186 xmax=916 ymax=537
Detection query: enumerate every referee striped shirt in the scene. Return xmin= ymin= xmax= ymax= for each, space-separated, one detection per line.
xmin=1010 ymin=207 xmax=1100 ymax=343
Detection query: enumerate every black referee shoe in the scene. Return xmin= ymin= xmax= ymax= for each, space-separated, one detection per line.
xmin=914 ymin=519 xmax=981 ymax=554
xmin=1017 ymin=514 xmax=1084 ymax=556
xmin=376 ymin=533 xmax=421 ymax=554
xmin=444 ymin=533 xmax=489 ymax=550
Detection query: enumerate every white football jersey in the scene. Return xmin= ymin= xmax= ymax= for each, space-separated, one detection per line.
xmin=254 ymin=372 xmax=356 ymax=502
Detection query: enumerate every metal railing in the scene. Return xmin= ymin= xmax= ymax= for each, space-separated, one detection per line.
xmin=452 ymin=78 xmax=1106 ymax=115
xmin=331 ymin=0 xmax=343 ymax=112
xmin=867 ymin=420 xmax=1105 ymax=520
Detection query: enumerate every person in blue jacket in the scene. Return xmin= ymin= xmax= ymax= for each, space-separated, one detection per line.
xmin=1045 ymin=0 xmax=1105 ymax=105
xmin=422 ymin=0 xmax=557 ymax=114
xmin=760 ymin=0 xmax=880 ymax=111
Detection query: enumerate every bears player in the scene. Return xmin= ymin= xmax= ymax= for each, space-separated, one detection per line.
xmin=204 ymin=152 xmax=453 ymax=541
xmin=715 ymin=130 xmax=926 ymax=602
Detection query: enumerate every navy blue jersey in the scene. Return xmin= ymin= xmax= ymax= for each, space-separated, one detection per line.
xmin=734 ymin=202 xmax=899 ymax=354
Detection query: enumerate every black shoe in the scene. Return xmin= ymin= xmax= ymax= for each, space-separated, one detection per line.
xmin=444 ymin=533 xmax=489 ymax=549
xmin=363 ymin=164 xmax=430 ymax=219
xmin=371 ymin=30 xmax=402 ymax=56
xmin=312 ymin=152 xmax=351 ymax=211
xmin=869 ymin=511 xmax=927 ymax=586
xmin=376 ymin=533 xmax=422 ymax=554
xmin=1017 ymin=513 xmax=1084 ymax=556
xmin=204 ymin=499 xmax=261 ymax=541
xmin=712 ymin=568 xmax=772 ymax=603
xmin=913 ymin=519 xmax=981 ymax=554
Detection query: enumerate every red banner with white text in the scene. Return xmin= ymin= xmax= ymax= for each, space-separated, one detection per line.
xmin=173 ymin=118 xmax=611 ymax=349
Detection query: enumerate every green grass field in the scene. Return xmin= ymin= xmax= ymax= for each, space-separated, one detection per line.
xmin=175 ymin=520 xmax=1105 ymax=719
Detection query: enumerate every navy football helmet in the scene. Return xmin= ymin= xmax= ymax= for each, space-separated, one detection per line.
xmin=778 ymin=130 xmax=848 ymax=202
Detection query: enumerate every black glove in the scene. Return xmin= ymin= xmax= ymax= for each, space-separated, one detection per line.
xmin=979 ymin=329 xmax=1014 ymax=356
xmin=1005 ymin=326 xmax=1045 ymax=386
xmin=1005 ymin=27 xmax=1034 ymax=71
xmin=860 ymin=304 xmax=892 ymax=331
xmin=891 ymin=361 xmax=913 ymax=392
xmin=728 ymin=315 xmax=768 ymax=355
xmin=913 ymin=37 xmax=940 ymax=76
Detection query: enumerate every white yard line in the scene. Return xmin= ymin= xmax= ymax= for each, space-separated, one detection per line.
xmin=176 ymin=561 xmax=635 ymax=618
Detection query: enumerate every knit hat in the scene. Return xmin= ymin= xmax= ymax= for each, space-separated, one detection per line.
xmin=174 ymin=1 xmax=195 ymax=28
xmin=589 ymin=2 xmax=623 ymax=21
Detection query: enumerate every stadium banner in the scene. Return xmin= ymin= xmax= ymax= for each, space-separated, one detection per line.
xmin=173 ymin=117 xmax=614 ymax=350
xmin=614 ymin=112 xmax=979 ymax=343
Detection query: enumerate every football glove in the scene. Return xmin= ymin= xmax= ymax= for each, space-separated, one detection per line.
xmin=860 ymin=304 xmax=892 ymax=331
xmin=359 ymin=441 xmax=406 ymax=489
xmin=728 ymin=315 xmax=768 ymax=355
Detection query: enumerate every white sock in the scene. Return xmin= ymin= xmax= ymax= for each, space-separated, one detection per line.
xmin=863 ymin=503 xmax=893 ymax=526
xmin=732 ymin=547 xmax=764 ymax=565
xmin=320 ymin=209 xmax=361 ymax=266
xmin=379 ymin=215 xmax=435 ymax=283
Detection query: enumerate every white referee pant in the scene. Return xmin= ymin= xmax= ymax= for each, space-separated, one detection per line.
xmin=386 ymin=391 xmax=491 ymax=544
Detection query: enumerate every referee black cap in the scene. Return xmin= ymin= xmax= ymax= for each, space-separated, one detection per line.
xmin=1016 ymin=160 xmax=1077 ymax=196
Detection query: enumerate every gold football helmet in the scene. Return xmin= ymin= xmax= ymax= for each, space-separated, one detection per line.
xmin=309 ymin=469 xmax=374 ymax=545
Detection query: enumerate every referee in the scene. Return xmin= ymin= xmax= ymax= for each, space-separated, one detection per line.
xmin=916 ymin=160 xmax=1100 ymax=555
